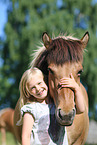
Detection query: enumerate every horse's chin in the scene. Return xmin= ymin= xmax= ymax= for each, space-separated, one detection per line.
xmin=55 ymin=116 xmax=73 ymax=126
xmin=55 ymin=108 xmax=75 ymax=126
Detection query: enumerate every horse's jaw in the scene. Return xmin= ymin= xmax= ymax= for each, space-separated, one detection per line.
xmin=55 ymin=108 xmax=76 ymax=126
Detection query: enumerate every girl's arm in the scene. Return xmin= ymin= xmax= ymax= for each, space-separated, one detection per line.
xmin=60 ymin=73 xmax=85 ymax=114
xmin=22 ymin=113 xmax=34 ymax=145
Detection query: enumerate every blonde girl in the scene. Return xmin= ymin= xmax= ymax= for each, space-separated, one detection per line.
xmin=17 ymin=67 xmax=48 ymax=111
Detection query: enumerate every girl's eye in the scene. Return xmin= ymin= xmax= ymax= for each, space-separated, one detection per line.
xmin=78 ymin=69 xmax=83 ymax=77
xmin=38 ymin=82 xmax=42 ymax=85
xmin=31 ymin=87 xmax=35 ymax=90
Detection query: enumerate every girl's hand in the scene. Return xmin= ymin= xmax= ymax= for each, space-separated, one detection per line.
xmin=59 ymin=73 xmax=80 ymax=92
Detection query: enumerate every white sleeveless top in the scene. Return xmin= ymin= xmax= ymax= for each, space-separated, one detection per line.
xmin=21 ymin=103 xmax=68 ymax=145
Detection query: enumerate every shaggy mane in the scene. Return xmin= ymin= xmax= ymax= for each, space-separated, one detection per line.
xmin=30 ymin=34 xmax=83 ymax=74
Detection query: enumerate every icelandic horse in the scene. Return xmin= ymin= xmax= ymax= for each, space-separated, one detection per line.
xmin=14 ymin=31 xmax=89 ymax=145
xmin=0 ymin=108 xmax=15 ymax=145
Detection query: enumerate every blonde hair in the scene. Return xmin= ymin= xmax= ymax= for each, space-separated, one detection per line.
xmin=16 ymin=67 xmax=44 ymax=125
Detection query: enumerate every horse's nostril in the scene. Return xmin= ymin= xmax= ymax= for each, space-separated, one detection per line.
xmin=59 ymin=109 xmax=63 ymax=119
xmin=58 ymin=109 xmax=67 ymax=120
xmin=58 ymin=109 xmax=76 ymax=120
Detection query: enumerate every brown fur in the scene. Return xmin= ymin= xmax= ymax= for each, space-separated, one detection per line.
xmin=0 ymin=108 xmax=16 ymax=145
xmin=14 ymin=32 xmax=89 ymax=144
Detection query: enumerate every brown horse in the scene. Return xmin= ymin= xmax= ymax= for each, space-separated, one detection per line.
xmin=0 ymin=108 xmax=16 ymax=145
xmin=14 ymin=32 xmax=89 ymax=145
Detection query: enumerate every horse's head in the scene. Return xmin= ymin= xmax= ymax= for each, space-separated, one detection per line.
xmin=33 ymin=32 xmax=89 ymax=126
xmin=47 ymin=62 xmax=83 ymax=126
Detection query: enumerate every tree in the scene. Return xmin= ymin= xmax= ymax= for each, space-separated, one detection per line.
xmin=0 ymin=0 xmax=97 ymax=117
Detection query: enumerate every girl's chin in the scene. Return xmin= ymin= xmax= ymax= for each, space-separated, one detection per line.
xmin=35 ymin=95 xmax=47 ymax=100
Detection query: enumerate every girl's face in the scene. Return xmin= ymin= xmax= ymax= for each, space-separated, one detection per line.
xmin=28 ymin=75 xmax=48 ymax=100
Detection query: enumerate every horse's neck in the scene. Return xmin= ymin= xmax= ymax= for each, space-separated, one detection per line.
xmin=80 ymin=83 xmax=88 ymax=113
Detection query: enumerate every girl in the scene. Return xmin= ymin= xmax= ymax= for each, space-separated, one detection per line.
xmin=17 ymin=67 xmax=84 ymax=145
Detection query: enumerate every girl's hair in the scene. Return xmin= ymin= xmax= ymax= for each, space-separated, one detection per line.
xmin=16 ymin=67 xmax=44 ymax=125
xmin=20 ymin=67 xmax=44 ymax=104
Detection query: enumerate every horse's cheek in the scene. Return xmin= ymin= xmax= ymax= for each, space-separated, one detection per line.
xmin=49 ymin=79 xmax=55 ymax=97
xmin=50 ymin=80 xmax=55 ymax=89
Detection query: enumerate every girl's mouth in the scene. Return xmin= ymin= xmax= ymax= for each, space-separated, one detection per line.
xmin=37 ymin=89 xmax=44 ymax=95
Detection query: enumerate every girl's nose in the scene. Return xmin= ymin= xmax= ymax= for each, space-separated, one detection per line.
xmin=36 ymin=85 xmax=40 ymax=91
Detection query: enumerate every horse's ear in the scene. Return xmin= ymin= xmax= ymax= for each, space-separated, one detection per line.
xmin=42 ymin=32 xmax=52 ymax=49
xmin=81 ymin=31 xmax=89 ymax=49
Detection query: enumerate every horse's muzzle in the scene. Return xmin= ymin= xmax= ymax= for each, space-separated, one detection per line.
xmin=55 ymin=108 xmax=76 ymax=126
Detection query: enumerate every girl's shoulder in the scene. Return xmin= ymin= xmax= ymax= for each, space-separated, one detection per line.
xmin=21 ymin=103 xmax=34 ymax=110
xmin=21 ymin=103 xmax=36 ymax=117
xmin=21 ymin=102 xmax=48 ymax=116
xmin=21 ymin=102 xmax=51 ymax=120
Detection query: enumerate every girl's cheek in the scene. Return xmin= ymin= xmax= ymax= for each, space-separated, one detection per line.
xmin=31 ymin=89 xmax=35 ymax=94
xmin=45 ymin=84 xmax=48 ymax=90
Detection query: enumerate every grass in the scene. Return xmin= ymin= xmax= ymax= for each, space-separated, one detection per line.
xmin=0 ymin=132 xmax=20 ymax=145
xmin=0 ymin=132 xmax=96 ymax=145
xmin=85 ymin=144 xmax=97 ymax=145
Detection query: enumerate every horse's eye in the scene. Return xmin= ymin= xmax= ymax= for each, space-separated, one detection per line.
xmin=78 ymin=69 xmax=83 ymax=76
xmin=48 ymin=68 xmax=54 ymax=74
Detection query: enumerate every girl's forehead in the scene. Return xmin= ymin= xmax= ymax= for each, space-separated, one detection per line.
xmin=28 ymin=74 xmax=44 ymax=86
xmin=28 ymin=72 xmax=43 ymax=80
xmin=31 ymin=73 xmax=43 ymax=79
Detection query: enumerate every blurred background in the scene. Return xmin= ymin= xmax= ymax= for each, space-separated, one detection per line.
xmin=0 ymin=0 xmax=97 ymax=144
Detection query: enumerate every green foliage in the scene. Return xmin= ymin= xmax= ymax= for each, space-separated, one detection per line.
xmin=0 ymin=132 xmax=19 ymax=145
xmin=0 ymin=0 xmax=97 ymax=116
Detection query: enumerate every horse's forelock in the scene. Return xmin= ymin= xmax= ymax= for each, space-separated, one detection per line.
xmin=46 ymin=38 xmax=83 ymax=65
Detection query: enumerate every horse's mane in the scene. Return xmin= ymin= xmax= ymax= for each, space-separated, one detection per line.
xmin=30 ymin=34 xmax=83 ymax=75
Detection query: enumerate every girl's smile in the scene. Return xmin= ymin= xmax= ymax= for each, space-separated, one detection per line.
xmin=28 ymin=75 xmax=48 ymax=100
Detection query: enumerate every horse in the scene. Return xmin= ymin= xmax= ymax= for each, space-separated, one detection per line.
xmin=0 ymin=108 xmax=16 ymax=145
xmin=14 ymin=31 xmax=89 ymax=145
